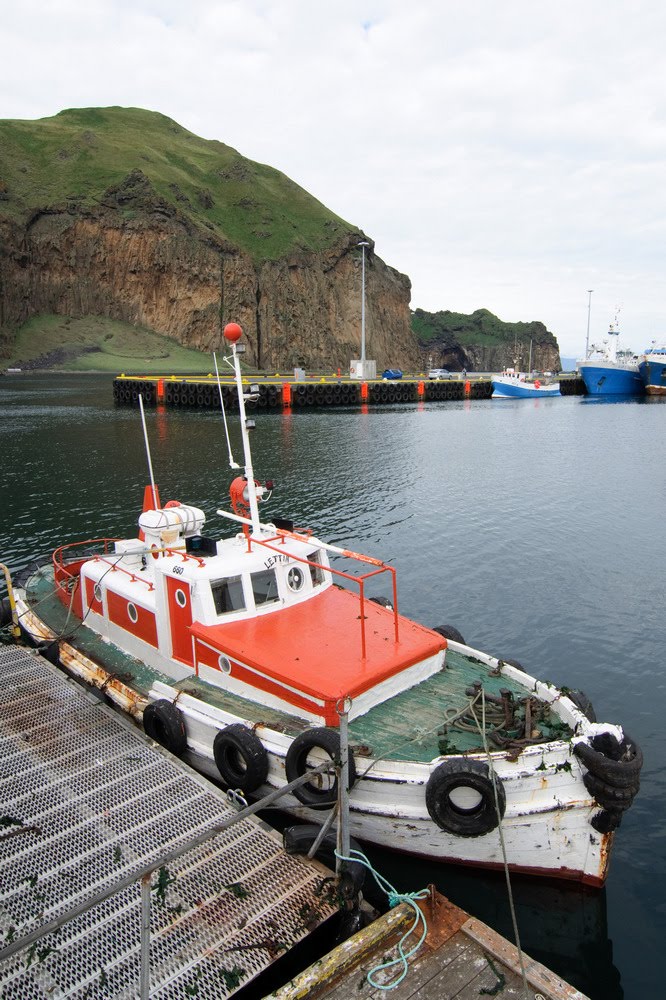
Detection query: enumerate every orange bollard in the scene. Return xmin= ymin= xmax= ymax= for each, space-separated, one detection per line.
xmin=282 ymin=382 xmax=292 ymax=407
xmin=360 ymin=382 xmax=369 ymax=401
xmin=464 ymin=380 xmax=471 ymax=397
xmin=417 ymin=380 xmax=425 ymax=397
xmin=156 ymin=378 xmax=165 ymax=402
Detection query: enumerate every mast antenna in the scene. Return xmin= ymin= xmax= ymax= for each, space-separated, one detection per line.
xmin=213 ymin=351 xmax=240 ymax=470
xmin=138 ymin=394 xmax=159 ymax=508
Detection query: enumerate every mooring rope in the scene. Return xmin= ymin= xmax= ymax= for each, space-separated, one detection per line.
xmin=334 ymin=848 xmax=429 ymax=991
xmin=469 ymin=689 xmax=530 ymax=997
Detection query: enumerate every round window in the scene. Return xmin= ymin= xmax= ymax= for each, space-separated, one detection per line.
xmin=287 ymin=566 xmax=305 ymax=592
xmin=93 ymin=584 xmax=102 ymax=604
xmin=218 ymin=654 xmax=232 ymax=674
xmin=175 ymin=588 xmax=187 ymax=608
xmin=127 ymin=602 xmax=138 ymax=624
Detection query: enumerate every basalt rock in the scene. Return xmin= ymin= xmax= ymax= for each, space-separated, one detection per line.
xmin=0 ymin=170 xmax=417 ymax=371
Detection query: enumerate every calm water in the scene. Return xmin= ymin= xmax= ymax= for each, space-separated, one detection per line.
xmin=1 ymin=375 xmax=664 ymax=999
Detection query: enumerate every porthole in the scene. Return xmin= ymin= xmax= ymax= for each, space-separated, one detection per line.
xmin=93 ymin=584 xmax=102 ymax=603
xmin=175 ymin=588 xmax=187 ymax=608
xmin=287 ymin=566 xmax=305 ymax=592
xmin=218 ymin=654 xmax=232 ymax=674
xmin=127 ymin=602 xmax=138 ymax=624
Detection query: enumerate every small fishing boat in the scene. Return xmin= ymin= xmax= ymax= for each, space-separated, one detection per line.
xmin=638 ymin=342 xmax=666 ymax=395
xmin=491 ymin=370 xmax=560 ymax=398
xmin=11 ymin=323 xmax=641 ymax=887
xmin=578 ymin=321 xmax=643 ymax=396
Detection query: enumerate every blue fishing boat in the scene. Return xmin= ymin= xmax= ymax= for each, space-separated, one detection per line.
xmin=492 ymin=371 xmax=560 ymax=398
xmin=578 ymin=322 xmax=643 ymax=396
xmin=638 ymin=343 xmax=666 ymax=395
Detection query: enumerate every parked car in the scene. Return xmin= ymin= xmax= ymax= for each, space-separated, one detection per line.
xmin=382 ymin=369 xmax=403 ymax=380
xmin=427 ymin=368 xmax=453 ymax=379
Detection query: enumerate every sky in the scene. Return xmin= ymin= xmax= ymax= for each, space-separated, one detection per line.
xmin=3 ymin=0 xmax=666 ymax=358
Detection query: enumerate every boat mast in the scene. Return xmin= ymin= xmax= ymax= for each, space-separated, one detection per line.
xmin=223 ymin=323 xmax=262 ymax=535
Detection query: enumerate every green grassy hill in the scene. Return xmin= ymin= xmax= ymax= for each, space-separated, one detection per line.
xmin=0 ymin=107 xmax=356 ymax=262
xmin=411 ymin=307 xmax=557 ymax=349
xmin=3 ymin=315 xmax=213 ymax=373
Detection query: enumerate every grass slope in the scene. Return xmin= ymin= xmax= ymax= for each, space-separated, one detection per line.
xmin=411 ymin=307 xmax=557 ymax=348
xmin=0 ymin=107 xmax=357 ymax=262
xmin=4 ymin=315 xmax=214 ymax=373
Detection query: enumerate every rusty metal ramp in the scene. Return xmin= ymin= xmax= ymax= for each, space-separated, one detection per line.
xmin=0 ymin=646 xmax=337 ymax=999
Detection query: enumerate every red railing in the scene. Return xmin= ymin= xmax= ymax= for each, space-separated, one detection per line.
xmin=247 ymin=531 xmax=399 ymax=659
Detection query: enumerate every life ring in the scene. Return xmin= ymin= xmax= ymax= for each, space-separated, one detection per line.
xmin=143 ymin=699 xmax=187 ymax=756
xmin=213 ymin=724 xmax=269 ymax=793
xmin=426 ymin=758 xmax=505 ymax=837
xmin=285 ymin=727 xmax=357 ymax=810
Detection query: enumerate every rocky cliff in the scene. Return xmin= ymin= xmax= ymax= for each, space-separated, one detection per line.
xmin=0 ymin=177 xmax=418 ymax=371
xmin=0 ymin=109 xmax=418 ymax=371
xmin=413 ymin=308 xmax=561 ymax=372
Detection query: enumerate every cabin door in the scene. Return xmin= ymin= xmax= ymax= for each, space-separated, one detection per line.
xmin=166 ymin=575 xmax=194 ymax=665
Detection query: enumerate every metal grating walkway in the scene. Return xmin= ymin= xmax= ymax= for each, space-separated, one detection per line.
xmin=0 ymin=646 xmax=336 ymax=999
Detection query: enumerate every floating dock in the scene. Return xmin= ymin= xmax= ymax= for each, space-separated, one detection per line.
xmin=270 ymin=889 xmax=590 ymax=1000
xmin=0 ymin=646 xmax=338 ymax=998
xmin=112 ymin=374 xmax=585 ymax=408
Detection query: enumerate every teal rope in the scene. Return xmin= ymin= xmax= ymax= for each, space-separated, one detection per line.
xmin=335 ymin=848 xmax=429 ymax=990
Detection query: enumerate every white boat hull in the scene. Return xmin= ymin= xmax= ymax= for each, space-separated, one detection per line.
xmin=20 ymin=604 xmax=614 ymax=886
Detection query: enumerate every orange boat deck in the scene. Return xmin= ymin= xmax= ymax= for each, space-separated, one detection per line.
xmin=191 ymin=586 xmax=445 ymax=704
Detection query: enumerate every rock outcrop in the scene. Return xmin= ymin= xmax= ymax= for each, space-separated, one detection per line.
xmin=0 ymin=169 xmax=417 ymax=371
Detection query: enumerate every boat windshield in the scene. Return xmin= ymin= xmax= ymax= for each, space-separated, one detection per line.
xmin=308 ymin=550 xmax=325 ymax=586
xmin=211 ymin=576 xmax=246 ymax=615
xmin=251 ymin=569 xmax=280 ymax=606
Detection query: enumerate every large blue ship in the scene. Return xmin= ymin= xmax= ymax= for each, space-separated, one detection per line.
xmin=639 ymin=343 xmax=666 ymax=395
xmin=578 ymin=323 xmax=643 ymax=396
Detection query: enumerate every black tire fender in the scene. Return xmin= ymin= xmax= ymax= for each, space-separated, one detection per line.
xmin=574 ymin=731 xmax=643 ymax=789
xmin=433 ymin=624 xmax=466 ymax=645
xmin=426 ymin=758 xmax=506 ymax=837
xmin=213 ymin=723 xmax=269 ymax=793
xmin=143 ymin=699 xmax=187 ymax=756
xmin=582 ymin=771 xmax=639 ymax=809
xmin=285 ymin=727 xmax=357 ymax=810
xmin=567 ymin=689 xmax=597 ymax=723
xmin=283 ymin=824 xmax=366 ymax=894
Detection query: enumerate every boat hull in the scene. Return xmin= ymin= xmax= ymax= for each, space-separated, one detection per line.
xmin=492 ymin=377 xmax=560 ymax=398
xmin=639 ymin=355 xmax=666 ymax=394
xmin=579 ymin=361 xmax=644 ymax=396
xmin=15 ymin=592 xmax=615 ymax=887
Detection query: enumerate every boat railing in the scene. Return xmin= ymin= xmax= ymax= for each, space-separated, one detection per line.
xmin=249 ymin=527 xmax=400 ymax=659
xmin=53 ymin=538 xmax=158 ymax=597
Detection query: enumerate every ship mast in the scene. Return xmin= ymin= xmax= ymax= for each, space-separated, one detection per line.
xmin=223 ymin=322 xmax=262 ymax=535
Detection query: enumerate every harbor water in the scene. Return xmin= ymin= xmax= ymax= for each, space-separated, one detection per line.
xmin=1 ymin=374 xmax=664 ymax=999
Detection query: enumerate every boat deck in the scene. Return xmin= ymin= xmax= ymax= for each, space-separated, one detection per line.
xmin=0 ymin=646 xmax=337 ymax=998
xmin=24 ymin=567 xmax=571 ymax=761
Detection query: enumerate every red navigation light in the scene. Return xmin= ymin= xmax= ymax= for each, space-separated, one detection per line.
xmin=223 ymin=322 xmax=243 ymax=343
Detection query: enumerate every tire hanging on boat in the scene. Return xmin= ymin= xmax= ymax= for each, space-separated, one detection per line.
xmin=285 ymin=727 xmax=357 ymax=810
xmin=426 ymin=758 xmax=505 ymax=837
xmin=432 ymin=624 xmax=466 ymax=644
xmin=213 ymin=723 xmax=269 ymax=793
xmin=143 ymin=699 xmax=188 ymax=756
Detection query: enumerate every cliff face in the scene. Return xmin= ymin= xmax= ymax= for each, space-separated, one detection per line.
xmin=413 ymin=308 xmax=561 ymax=372
xmin=0 ymin=170 xmax=417 ymax=371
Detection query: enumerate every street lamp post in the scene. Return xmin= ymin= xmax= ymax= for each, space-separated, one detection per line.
xmin=358 ymin=241 xmax=370 ymax=364
xmin=585 ymin=289 xmax=593 ymax=358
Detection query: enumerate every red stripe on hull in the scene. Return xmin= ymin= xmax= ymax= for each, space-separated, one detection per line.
xmin=106 ymin=590 xmax=158 ymax=647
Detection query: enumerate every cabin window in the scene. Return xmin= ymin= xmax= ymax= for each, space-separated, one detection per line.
xmin=174 ymin=588 xmax=187 ymax=609
xmin=93 ymin=584 xmax=102 ymax=603
xmin=308 ymin=550 xmax=325 ymax=586
xmin=218 ymin=654 xmax=232 ymax=674
xmin=251 ymin=569 xmax=280 ymax=606
xmin=286 ymin=566 xmax=305 ymax=592
xmin=127 ymin=602 xmax=138 ymax=624
xmin=211 ymin=576 xmax=246 ymax=615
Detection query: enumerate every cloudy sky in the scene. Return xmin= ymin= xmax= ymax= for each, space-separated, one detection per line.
xmin=4 ymin=0 xmax=666 ymax=356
